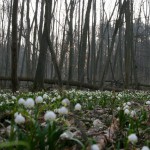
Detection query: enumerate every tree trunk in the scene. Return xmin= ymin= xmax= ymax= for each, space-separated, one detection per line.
xmin=11 ymin=0 xmax=19 ymax=92
xmin=33 ymin=0 xmax=52 ymax=90
xmin=68 ymin=0 xmax=75 ymax=81
xmin=78 ymin=0 xmax=92 ymax=83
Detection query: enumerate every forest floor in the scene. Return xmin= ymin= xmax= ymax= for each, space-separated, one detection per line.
xmin=0 ymin=89 xmax=150 ymax=150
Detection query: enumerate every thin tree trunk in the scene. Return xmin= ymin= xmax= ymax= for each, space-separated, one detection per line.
xmin=11 ymin=0 xmax=19 ymax=92
xmin=68 ymin=0 xmax=75 ymax=81
xmin=100 ymin=0 xmax=126 ymax=88
xmin=78 ymin=0 xmax=93 ymax=83
xmin=34 ymin=0 xmax=52 ymax=90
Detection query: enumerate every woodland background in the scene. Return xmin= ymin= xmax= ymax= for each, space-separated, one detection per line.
xmin=0 ymin=0 xmax=150 ymax=91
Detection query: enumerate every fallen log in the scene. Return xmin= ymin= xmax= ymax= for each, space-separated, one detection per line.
xmin=0 ymin=76 xmax=123 ymax=91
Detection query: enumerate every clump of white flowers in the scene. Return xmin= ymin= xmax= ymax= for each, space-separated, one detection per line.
xmin=24 ymin=98 xmax=35 ymax=108
xmin=18 ymin=98 xmax=25 ymax=105
xmin=35 ymin=96 xmax=43 ymax=104
xmin=74 ymin=103 xmax=82 ymax=111
xmin=146 ymin=101 xmax=150 ymax=105
xmin=62 ymin=98 xmax=70 ymax=106
xmin=91 ymin=144 xmax=100 ymax=150
xmin=44 ymin=111 xmax=56 ymax=121
xmin=128 ymin=133 xmax=138 ymax=144
xmin=58 ymin=107 xmax=68 ymax=115
xmin=14 ymin=113 xmax=25 ymax=124
xmin=141 ymin=146 xmax=150 ymax=150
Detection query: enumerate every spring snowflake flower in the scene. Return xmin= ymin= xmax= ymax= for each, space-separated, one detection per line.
xmin=130 ymin=110 xmax=136 ymax=117
xmin=12 ymin=96 xmax=16 ymax=100
xmin=123 ymin=103 xmax=127 ymax=107
xmin=118 ymin=93 xmax=122 ymax=98
xmin=44 ymin=111 xmax=56 ymax=121
xmin=89 ymin=96 xmax=92 ymax=100
xmin=62 ymin=98 xmax=70 ymax=106
xmin=57 ymin=95 xmax=61 ymax=99
xmin=128 ymin=133 xmax=138 ymax=144
xmin=24 ymin=98 xmax=35 ymax=108
xmin=35 ymin=96 xmax=43 ymax=104
xmin=6 ymin=125 xmax=16 ymax=136
xmin=117 ymin=107 xmax=121 ymax=111
xmin=127 ymin=102 xmax=131 ymax=106
xmin=43 ymin=93 xmax=48 ymax=99
xmin=74 ymin=103 xmax=82 ymax=111
xmin=60 ymin=130 xmax=73 ymax=140
xmin=91 ymin=144 xmax=100 ymax=150
xmin=14 ymin=112 xmax=19 ymax=118
xmin=124 ymin=109 xmax=130 ymax=115
xmin=14 ymin=113 xmax=25 ymax=124
xmin=142 ymin=146 xmax=150 ymax=150
xmin=123 ymin=105 xmax=129 ymax=110
xmin=51 ymin=97 xmax=56 ymax=102
xmin=146 ymin=101 xmax=150 ymax=105
xmin=58 ymin=107 xmax=68 ymax=115
xmin=18 ymin=98 xmax=25 ymax=105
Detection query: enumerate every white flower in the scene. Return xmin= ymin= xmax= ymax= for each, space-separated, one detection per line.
xmin=127 ymin=102 xmax=131 ymax=106
xmin=60 ymin=131 xmax=73 ymax=140
xmin=43 ymin=93 xmax=48 ymax=99
xmin=124 ymin=109 xmax=130 ymax=115
xmin=117 ymin=107 xmax=121 ymax=111
xmin=6 ymin=125 xmax=11 ymax=136
xmin=58 ymin=107 xmax=68 ymax=115
xmin=91 ymin=144 xmax=100 ymax=150
xmin=123 ymin=105 xmax=129 ymax=110
xmin=6 ymin=125 xmax=16 ymax=136
xmin=130 ymin=110 xmax=136 ymax=117
xmin=89 ymin=96 xmax=92 ymax=100
xmin=74 ymin=103 xmax=82 ymax=111
xmin=24 ymin=98 xmax=35 ymax=108
xmin=118 ymin=93 xmax=122 ymax=98
xmin=14 ymin=114 xmax=25 ymax=124
xmin=141 ymin=146 xmax=150 ymax=150
xmin=128 ymin=133 xmax=138 ymax=144
xmin=14 ymin=112 xmax=19 ymax=118
xmin=44 ymin=111 xmax=56 ymax=121
xmin=62 ymin=98 xmax=70 ymax=106
xmin=146 ymin=101 xmax=150 ymax=105
xmin=12 ymin=96 xmax=16 ymax=100
xmin=57 ymin=95 xmax=61 ymax=99
xmin=18 ymin=98 xmax=25 ymax=105
xmin=35 ymin=96 xmax=43 ymax=104
xmin=51 ymin=97 xmax=56 ymax=102
xmin=123 ymin=103 xmax=127 ymax=107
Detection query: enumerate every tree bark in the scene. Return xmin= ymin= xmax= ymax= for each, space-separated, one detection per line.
xmin=78 ymin=0 xmax=93 ymax=83
xmin=11 ymin=0 xmax=19 ymax=92
xmin=34 ymin=0 xmax=52 ymax=90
